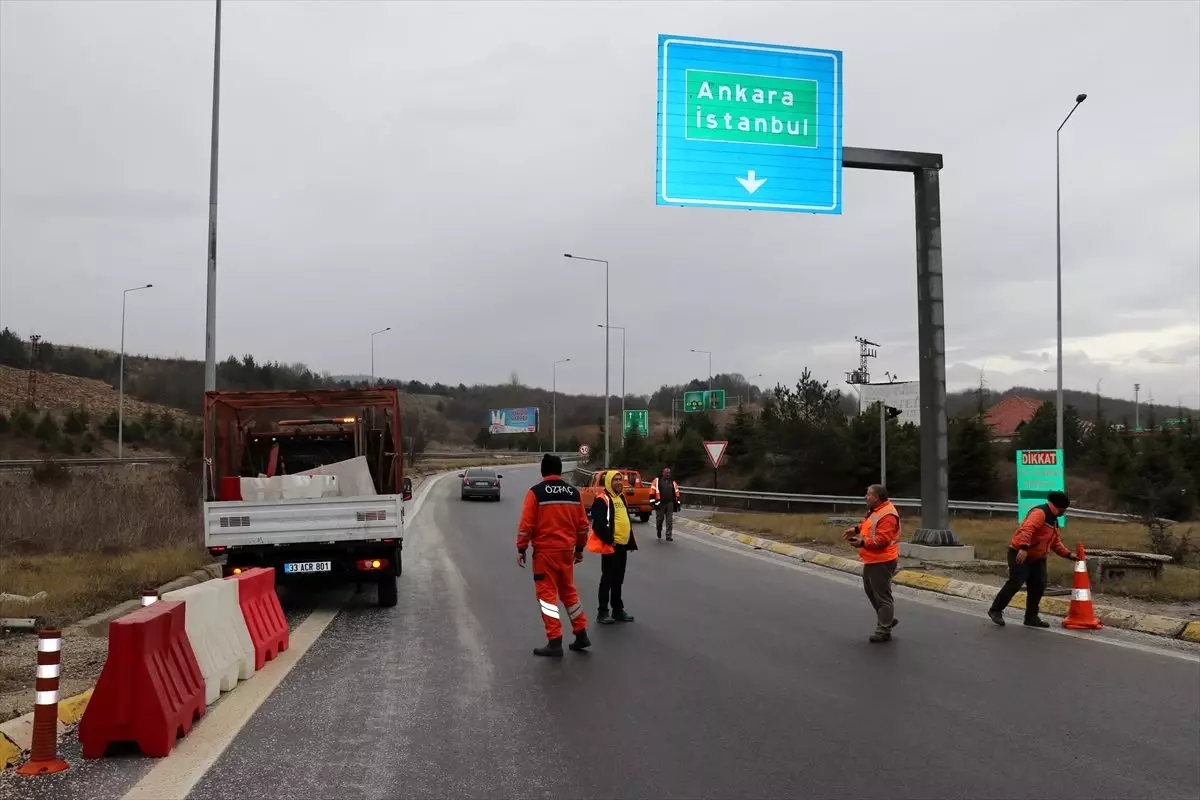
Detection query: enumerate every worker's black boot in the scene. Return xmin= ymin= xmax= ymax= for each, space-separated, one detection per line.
xmin=569 ymin=629 xmax=592 ymax=652
xmin=1023 ymin=617 xmax=1050 ymax=628
xmin=533 ymin=637 xmax=564 ymax=657
xmin=598 ymin=609 xmax=615 ymax=625
xmin=613 ymin=610 xmax=635 ymax=623
xmin=988 ymin=610 xmax=1006 ymax=627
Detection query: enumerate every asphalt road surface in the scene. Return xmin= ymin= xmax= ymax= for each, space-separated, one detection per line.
xmin=6 ymin=465 xmax=1199 ymax=799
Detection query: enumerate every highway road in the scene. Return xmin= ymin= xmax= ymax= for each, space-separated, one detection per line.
xmin=5 ymin=464 xmax=1199 ymax=799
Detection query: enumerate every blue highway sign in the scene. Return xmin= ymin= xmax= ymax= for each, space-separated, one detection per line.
xmin=656 ymin=34 xmax=843 ymax=214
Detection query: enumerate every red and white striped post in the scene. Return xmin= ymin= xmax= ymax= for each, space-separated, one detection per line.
xmin=16 ymin=628 xmax=69 ymax=776
xmin=141 ymin=589 xmax=159 ymax=607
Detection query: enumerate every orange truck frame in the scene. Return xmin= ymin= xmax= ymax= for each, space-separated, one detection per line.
xmin=578 ymin=469 xmax=655 ymax=523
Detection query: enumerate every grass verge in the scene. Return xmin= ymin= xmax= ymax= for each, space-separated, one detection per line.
xmin=0 ymin=549 xmax=210 ymax=627
xmin=0 ymin=466 xmax=203 ymax=625
xmin=710 ymin=511 xmax=1200 ymax=603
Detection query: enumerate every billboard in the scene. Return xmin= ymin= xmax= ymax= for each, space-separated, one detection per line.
xmin=855 ymin=382 xmax=920 ymax=426
xmin=488 ymin=407 xmax=539 ymax=435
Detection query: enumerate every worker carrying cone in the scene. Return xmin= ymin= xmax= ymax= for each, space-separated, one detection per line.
xmin=1062 ymin=542 xmax=1102 ymax=630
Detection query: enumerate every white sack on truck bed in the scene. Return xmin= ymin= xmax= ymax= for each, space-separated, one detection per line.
xmin=299 ymin=455 xmax=378 ymax=497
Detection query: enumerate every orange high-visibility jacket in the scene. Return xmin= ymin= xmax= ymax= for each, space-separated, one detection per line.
xmin=517 ymin=475 xmax=591 ymax=554
xmin=856 ymin=501 xmax=901 ymax=564
xmin=648 ymin=478 xmax=680 ymax=507
xmin=1010 ymin=504 xmax=1072 ymax=561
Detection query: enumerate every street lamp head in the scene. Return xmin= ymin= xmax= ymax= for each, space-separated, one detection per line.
xmin=145 ymin=283 xmax=153 ymax=288
xmin=1075 ymin=93 xmax=1087 ymax=103
xmin=563 ymin=253 xmax=572 ymax=258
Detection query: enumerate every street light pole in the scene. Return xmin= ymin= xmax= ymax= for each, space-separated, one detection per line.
xmin=552 ymin=357 xmax=570 ymax=452
xmin=1056 ymin=92 xmax=1087 ymax=452
xmin=691 ymin=349 xmax=712 ymax=390
xmin=1134 ymin=382 xmax=1141 ymax=430
xmin=598 ymin=325 xmax=626 ymax=438
xmin=201 ymin=0 xmax=222 ymax=505
xmin=565 ymin=254 xmax=610 ymax=467
xmin=204 ymin=0 xmax=222 ymax=394
xmin=370 ymin=327 xmax=391 ymax=383
xmin=119 ymin=284 xmax=154 ymax=459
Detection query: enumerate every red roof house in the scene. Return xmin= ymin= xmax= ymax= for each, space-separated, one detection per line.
xmin=985 ymin=396 xmax=1043 ymax=442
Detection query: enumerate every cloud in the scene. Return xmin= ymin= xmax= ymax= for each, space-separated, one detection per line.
xmin=0 ymin=0 xmax=1196 ymax=410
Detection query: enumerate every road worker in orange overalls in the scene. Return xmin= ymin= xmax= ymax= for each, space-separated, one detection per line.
xmin=989 ymin=490 xmax=1078 ymax=628
xmin=517 ymin=454 xmax=593 ymax=657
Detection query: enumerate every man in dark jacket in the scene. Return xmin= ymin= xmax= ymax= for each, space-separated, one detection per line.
xmin=988 ymin=490 xmax=1078 ymax=628
xmin=650 ymin=467 xmax=681 ymax=541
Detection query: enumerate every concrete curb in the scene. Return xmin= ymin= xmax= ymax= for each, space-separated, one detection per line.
xmin=677 ymin=518 xmax=1200 ymax=643
xmin=2 ymin=562 xmax=223 ymax=769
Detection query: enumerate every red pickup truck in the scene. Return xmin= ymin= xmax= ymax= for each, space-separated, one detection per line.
xmin=578 ymin=469 xmax=654 ymax=523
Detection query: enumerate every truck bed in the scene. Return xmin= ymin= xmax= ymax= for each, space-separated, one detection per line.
xmin=204 ymin=494 xmax=403 ymax=549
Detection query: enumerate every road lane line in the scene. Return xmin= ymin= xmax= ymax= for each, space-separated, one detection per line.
xmin=672 ymin=526 xmax=1200 ymax=663
xmin=122 ymin=594 xmax=348 ymax=800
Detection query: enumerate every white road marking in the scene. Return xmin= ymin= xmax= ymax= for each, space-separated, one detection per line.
xmin=673 ymin=525 xmax=1200 ymax=663
xmin=122 ymin=596 xmax=347 ymax=800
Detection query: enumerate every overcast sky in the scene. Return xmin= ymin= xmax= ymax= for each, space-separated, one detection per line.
xmin=1 ymin=0 xmax=1197 ymax=408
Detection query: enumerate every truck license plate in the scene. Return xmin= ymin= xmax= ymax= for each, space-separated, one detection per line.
xmin=284 ymin=561 xmax=331 ymax=574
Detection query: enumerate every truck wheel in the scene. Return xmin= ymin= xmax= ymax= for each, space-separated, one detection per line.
xmin=378 ymin=574 xmax=398 ymax=608
xmin=638 ymin=512 xmax=651 ymax=523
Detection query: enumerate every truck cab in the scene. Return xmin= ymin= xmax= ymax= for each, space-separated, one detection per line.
xmin=579 ymin=469 xmax=655 ymax=523
xmin=202 ymin=388 xmax=410 ymax=607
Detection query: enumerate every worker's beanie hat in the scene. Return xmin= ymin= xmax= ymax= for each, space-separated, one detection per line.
xmin=1047 ymin=490 xmax=1070 ymax=510
xmin=541 ymin=453 xmax=562 ymax=477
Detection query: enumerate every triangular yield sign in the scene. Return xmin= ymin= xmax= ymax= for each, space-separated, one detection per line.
xmin=703 ymin=441 xmax=728 ymax=469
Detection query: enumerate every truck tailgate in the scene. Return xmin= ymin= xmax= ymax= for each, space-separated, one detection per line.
xmin=204 ymin=495 xmax=403 ymax=548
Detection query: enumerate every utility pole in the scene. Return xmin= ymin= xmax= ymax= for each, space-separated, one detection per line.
xmin=1134 ymin=383 xmax=1141 ymax=431
xmin=845 ymin=336 xmax=880 ymax=415
xmin=880 ymin=400 xmax=887 ymax=486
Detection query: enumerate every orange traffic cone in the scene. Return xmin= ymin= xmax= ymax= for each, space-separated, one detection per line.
xmin=1062 ymin=543 xmax=1102 ymax=630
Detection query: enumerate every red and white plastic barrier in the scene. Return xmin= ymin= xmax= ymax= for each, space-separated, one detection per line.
xmin=227 ymin=567 xmax=289 ymax=670
xmin=79 ymin=601 xmax=206 ymax=758
xmin=163 ymin=580 xmax=254 ymax=705
xmin=78 ymin=567 xmax=289 ymax=759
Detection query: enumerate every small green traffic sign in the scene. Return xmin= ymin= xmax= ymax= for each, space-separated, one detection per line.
xmin=683 ymin=390 xmax=726 ymax=413
xmin=623 ymin=409 xmax=649 ymax=438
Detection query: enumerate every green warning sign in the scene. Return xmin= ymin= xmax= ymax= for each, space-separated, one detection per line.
xmin=1015 ymin=449 xmax=1066 ymax=528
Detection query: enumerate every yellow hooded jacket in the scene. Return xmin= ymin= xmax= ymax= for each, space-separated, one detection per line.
xmin=604 ymin=471 xmax=633 ymax=546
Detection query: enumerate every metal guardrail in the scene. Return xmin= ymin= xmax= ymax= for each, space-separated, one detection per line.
xmin=0 ymin=451 xmax=582 ymax=472
xmin=0 ymin=456 xmax=180 ymax=471
xmin=570 ymin=467 xmax=1146 ymax=524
